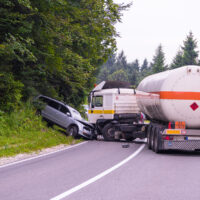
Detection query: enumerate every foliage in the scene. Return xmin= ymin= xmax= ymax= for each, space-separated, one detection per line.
xmin=108 ymin=69 xmax=128 ymax=82
xmin=0 ymin=0 xmax=130 ymax=109
xmin=151 ymin=44 xmax=167 ymax=73
xmin=170 ymin=50 xmax=183 ymax=69
xmin=0 ymin=103 xmax=81 ymax=157
xmin=97 ymin=51 xmax=141 ymax=86
xmin=182 ymin=32 xmax=199 ymax=65
xmin=97 ymin=32 xmax=200 ymax=87
xmin=0 ymin=73 xmax=23 ymax=112
xmin=171 ymin=32 xmax=199 ymax=69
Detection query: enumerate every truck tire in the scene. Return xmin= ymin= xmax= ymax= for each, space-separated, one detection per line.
xmin=102 ymin=123 xmax=116 ymax=141
xmin=125 ymin=136 xmax=134 ymax=142
xmin=153 ymin=127 xmax=161 ymax=153
xmin=151 ymin=126 xmax=156 ymax=151
xmin=147 ymin=125 xmax=152 ymax=149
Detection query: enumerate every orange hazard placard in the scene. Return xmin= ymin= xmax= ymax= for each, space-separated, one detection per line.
xmin=175 ymin=121 xmax=186 ymax=129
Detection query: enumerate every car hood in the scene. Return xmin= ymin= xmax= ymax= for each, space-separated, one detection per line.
xmin=76 ymin=119 xmax=94 ymax=129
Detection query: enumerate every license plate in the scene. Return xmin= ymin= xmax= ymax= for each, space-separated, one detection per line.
xmin=166 ymin=129 xmax=181 ymax=135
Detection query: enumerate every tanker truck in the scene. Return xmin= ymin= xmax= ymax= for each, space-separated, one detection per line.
xmin=137 ymin=65 xmax=200 ymax=153
xmin=87 ymin=81 xmax=147 ymax=141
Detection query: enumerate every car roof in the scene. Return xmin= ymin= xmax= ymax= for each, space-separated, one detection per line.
xmin=37 ymin=95 xmax=67 ymax=107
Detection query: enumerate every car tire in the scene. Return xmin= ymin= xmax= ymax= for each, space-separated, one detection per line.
xmin=68 ymin=125 xmax=80 ymax=139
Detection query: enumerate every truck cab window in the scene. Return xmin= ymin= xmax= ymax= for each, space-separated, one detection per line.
xmin=92 ymin=96 xmax=103 ymax=107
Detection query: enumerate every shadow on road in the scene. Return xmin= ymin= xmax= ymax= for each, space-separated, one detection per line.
xmin=161 ymin=150 xmax=200 ymax=157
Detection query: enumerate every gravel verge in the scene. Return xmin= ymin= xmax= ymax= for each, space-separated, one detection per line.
xmin=0 ymin=144 xmax=71 ymax=166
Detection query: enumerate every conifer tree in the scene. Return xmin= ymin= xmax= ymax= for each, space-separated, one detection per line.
xmin=141 ymin=59 xmax=148 ymax=72
xmin=181 ymin=32 xmax=199 ymax=66
xmin=170 ymin=50 xmax=183 ymax=69
xmin=152 ymin=45 xmax=167 ymax=73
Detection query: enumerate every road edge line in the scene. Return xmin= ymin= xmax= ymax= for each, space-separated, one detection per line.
xmin=0 ymin=141 xmax=88 ymax=169
xmin=50 ymin=143 xmax=145 ymax=200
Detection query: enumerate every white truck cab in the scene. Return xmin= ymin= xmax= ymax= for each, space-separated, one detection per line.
xmin=88 ymin=81 xmax=146 ymax=141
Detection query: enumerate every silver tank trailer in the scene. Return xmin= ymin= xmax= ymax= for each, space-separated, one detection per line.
xmin=137 ymin=65 xmax=200 ymax=128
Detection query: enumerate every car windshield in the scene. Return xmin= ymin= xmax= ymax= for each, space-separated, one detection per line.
xmin=70 ymin=108 xmax=82 ymax=120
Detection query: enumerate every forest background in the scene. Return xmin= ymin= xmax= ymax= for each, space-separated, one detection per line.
xmin=0 ymin=1 xmax=199 ymax=112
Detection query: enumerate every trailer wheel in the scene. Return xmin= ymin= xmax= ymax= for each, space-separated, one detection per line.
xmin=151 ymin=126 xmax=156 ymax=151
xmin=102 ymin=123 xmax=116 ymax=141
xmin=153 ymin=127 xmax=161 ymax=153
xmin=147 ymin=125 xmax=152 ymax=149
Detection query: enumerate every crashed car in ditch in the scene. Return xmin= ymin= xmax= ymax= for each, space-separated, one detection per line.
xmin=35 ymin=95 xmax=94 ymax=139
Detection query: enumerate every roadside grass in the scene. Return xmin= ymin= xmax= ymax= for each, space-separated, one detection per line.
xmin=0 ymin=104 xmax=82 ymax=157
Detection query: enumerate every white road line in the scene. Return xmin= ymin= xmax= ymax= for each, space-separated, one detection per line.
xmin=0 ymin=141 xmax=88 ymax=169
xmin=50 ymin=143 xmax=145 ymax=200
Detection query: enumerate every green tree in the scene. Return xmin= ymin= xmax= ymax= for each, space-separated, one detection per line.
xmin=0 ymin=73 xmax=23 ymax=112
xmin=141 ymin=58 xmax=148 ymax=72
xmin=127 ymin=59 xmax=139 ymax=86
xmin=0 ymin=0 xmax=130 ymax=109
xmin=152 ymin=45 xmax=167 ymax=73
xmin=170 ymin=50 xmax=183 ymax=69
xmin=108 ymin=69 xmax=128 ymax=82
xmin=181 ymin=32 xmax=199 ymax=66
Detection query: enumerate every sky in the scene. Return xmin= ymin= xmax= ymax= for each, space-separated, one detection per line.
xmin=114 ymin=0 xmax=200 ymax=65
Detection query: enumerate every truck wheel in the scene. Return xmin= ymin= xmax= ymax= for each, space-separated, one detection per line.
xmin=153 ymin=127 xmax=161 ymax=153
xmin=125 ymin=136 xmax=134 ymax=142
xmin=151 ymin=126 xmax=156 ymax=151
xmin=68 ymin=126 xmax=80 ymax=139
xmin=147 ymin=125 xmax=152 ymax=149
xmin=102 ymin=123 xmax=115 ymax=141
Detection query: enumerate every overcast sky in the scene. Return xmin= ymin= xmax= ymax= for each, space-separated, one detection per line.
xmin=114 ymin=0 xmax=200 ymax=65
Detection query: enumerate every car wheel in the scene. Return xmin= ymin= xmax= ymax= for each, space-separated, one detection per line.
xmin=68 ymin=126 xmax=79 ymax=139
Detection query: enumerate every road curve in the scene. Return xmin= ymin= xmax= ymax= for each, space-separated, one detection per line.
xmin=1 ymin=140 xmax=200 ymax=200
xmin=0 ymin=140 xmax=143 ymax=200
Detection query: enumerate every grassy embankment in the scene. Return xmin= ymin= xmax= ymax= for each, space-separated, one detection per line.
xmin=0 ymin=104 xmax=82 ymax=158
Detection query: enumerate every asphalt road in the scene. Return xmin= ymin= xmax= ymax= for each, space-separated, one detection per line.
xmin=1 ymin=140 xmax=200 ymax=200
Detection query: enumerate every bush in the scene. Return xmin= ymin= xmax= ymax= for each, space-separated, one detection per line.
xmin=0 ymin=103 xmax=81 ymax=157
xmin=0 ymin=73 xmax=24 ymax=112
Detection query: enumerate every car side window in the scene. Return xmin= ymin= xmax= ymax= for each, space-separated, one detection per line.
xmin=92 ymin=96 xmax=103 ymax=107
xmin=48 ymin=100 xmax=60 ymax=110
xmin=39 ymin=96 xmax=50 ymax=104
xmin=60 ymin=105 xmax=70 ymax=115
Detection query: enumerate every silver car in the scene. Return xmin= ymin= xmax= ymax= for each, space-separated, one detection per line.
xmin=35 ymin=95 xmax=94 ymax=139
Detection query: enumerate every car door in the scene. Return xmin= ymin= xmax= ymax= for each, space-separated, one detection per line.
xmin=45 ymin=100 xmax=61 ymax=124
xmin=57 ymin=105 xmax=72 ymax=128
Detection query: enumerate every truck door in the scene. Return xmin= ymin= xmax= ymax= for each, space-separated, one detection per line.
xmin=88 ymin=95 xmax=104 ymax=124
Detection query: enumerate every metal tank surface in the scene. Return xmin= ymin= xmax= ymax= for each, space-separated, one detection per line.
xmin=136 ymin=65 xmax=200 ymax=128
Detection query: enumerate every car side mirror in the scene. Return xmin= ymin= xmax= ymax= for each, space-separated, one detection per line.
xmin=66 ymin=112 xmax=71 ymax=116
